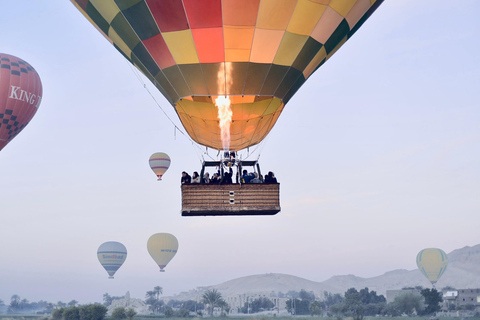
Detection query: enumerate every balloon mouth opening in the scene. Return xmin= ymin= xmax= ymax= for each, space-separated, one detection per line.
xmin=174 ymin=96 xmax=284 ymax=151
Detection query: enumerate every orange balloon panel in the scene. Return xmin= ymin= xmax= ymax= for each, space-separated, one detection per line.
xmin=0 ymin=53 xmax=42 ymax=151
xmin=71 ymin=0 xmax=383 ymax=151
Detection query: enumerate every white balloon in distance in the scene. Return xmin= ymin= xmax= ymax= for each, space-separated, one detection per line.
xmin=149 ymin=152 xmax=171 ymax=180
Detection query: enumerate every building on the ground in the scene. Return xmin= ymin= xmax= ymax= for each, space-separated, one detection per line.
xmin=386 ymin=289 xmax=422 ymax=303
xmin=224 ymin=293 xmax=288 ymax=314
xmin=441 ymin=288 xmax=480 ymax=311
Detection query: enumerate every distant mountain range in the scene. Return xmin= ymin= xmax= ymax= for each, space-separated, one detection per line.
xmin=167 ymin=244 xmax=480 ymax=300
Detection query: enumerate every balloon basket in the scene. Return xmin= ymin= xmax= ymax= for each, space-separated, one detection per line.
xmin=181 ymin=159 xmax=280 ymax=216
xmin=160 ymin=269 xmax=165 ymax=272
xmin=108 ymin=276 xmax=114 ymax=279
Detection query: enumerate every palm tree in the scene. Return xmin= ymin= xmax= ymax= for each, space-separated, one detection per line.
xmin=103 ymin=293 xmax=112 ymax=306
xmin=10 ymin=295 xmax=20 ymax=310
xmin=145 ymin=291 xmax=156 ymax=313
xmin=145 ymin=291 xmax=156 ymax=300
xmin=153 ymin=286 xmax=163 ymax=300
xmin=67 ymin=300 xmax=78 ymax=307
xmin=46 ymin=303 xmax=55 ymax=313
xmin=20 ymin=299 xmax=29 ymax=310
xmin=145 ymin=288 xmax=164 ymax=314
xmin=218 ymin=299 xmax=229 ymax=316
xmin=202 ymin=289 xmax=223 ymax=316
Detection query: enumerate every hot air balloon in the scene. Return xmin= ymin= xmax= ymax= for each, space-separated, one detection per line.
xmin=71 ymin=0 xmax=383 ymax=151
xmin=416 ymin=248 xmax=448 ymax=287
xmin=147 ymin=233 xmax=178 ymax=272
xmin=149 ymin=152 xmax=171 ymax=180
xmin=97 ymin=241 xmax=127 ymax=279
xmin=0 ymin=53 xmax=42 ymax=151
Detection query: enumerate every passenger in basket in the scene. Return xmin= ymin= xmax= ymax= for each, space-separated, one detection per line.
xmin=250 ymin=172 xmax=262 ymax=183
xmin=203 ymin=172 xmax=210 ymax=184
xmin=191 ymin=171 xmax=201 ymax=183
xmin=242 ymin=169 xmax=254 ymax=184
xmin=210 ymin=173 xmax=219 ymax=184
xmin=222 ymin=167 xmax=233 ymax=184
xmin=181 ymin=171 xmax=191 ymax=184
xmin=264 ymin=171 xmax=277 ymax=184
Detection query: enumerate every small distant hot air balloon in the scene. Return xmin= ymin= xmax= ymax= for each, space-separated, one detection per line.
xmin=0 ymin=53 xmax=42 ymax=151
xmin=147 ymin=233 xmax=178 ymax=272
xmin=149 ymin=152 xmax=171 ymax=180
xmin=416 ymin=248 xmax=448 ymax=287
xmin=97 ymin=241 xmax=127 ymax=279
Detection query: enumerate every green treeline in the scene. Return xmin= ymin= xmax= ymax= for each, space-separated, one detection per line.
xmin=52 ymin=305 xmax=108 ymax=320
xmin=281 ymin=287 xmax=444 ymax=318
xmin=1 ymin=286 xmax=447 ymax=318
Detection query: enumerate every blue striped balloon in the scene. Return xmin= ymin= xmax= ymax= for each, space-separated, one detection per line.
xmin=97 ymin=241 xmax=127 ymax=279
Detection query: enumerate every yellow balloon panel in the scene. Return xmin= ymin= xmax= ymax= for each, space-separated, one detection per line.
xmin=256 ymin=0 xmax=297 ymax=30
xmin=90 ymin=0 xmax=119 ymax=23
xmin=416 ymin=248 xmax=448 ymax=285
xmin=162 ymin=30 xmax=200 ymax=64
xmin=286 ymin=0 xmax=327 ymax=35
xmin=273 ymin=32 xmax=309 ymax=66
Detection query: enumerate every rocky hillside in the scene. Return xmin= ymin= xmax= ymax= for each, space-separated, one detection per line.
xmin=166 ymin=244 xmax=480 ymax=300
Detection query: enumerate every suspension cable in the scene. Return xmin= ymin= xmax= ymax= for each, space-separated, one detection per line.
xmin=127 ymin=63 xmax=271 ymax=163
xmin=127 ymin=63 xmax=216 ymax=161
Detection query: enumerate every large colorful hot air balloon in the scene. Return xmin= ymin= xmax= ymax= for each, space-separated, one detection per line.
xmin=97 ymin=241 xmax=127 ymax=279
xmin=149 ymin=152 xmax=171 ymax=180
xmin=416 ymin=248 xmax=448 ymax=286
xmin=0 ymin=53 xmax=42 ymax=151
xmin=71 ymin=0 xmax=383 ymax=151
xmin=147 ymin=233 xmax=178 ymax=272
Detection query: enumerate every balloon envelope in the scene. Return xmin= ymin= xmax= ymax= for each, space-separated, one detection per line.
xmin=416 ymin=248 xmax=448 ymax=286
xmin=149 ymin=152 xmax=171 ymax=180
xmin=71 ymin=0 xmax=383 ymax=151
xmin=0 ymin=53 xmax=42 ymax=151
xmin=97 ymin=241 xmax=127 ymax=279
xmin=147 ymin=233 xmax=178 ymax=272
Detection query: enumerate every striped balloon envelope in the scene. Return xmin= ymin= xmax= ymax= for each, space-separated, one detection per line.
xmin=416 ymin=248 xmax=448 ymax=286
xmin=0 ymin=53 xmax=42 ymax=151
xmin=71 ymin=0 xmax=383 ymax=151
xmin=149 ymin=152 xmax=171 ymax=180
xmin=147 ymin=233 xmax=178 ymax=272
xmin=97 ymin=241 xmax=127 ymax=279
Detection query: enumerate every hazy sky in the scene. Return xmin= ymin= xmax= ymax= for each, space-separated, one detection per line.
xmin=0 ymin=0 xmax=479 ymax=305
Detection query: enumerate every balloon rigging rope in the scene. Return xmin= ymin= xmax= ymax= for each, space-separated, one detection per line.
xmin=126 ymin=63 xmax=269 ymax=163
xmin=242 ymin=131 xmax=272 ymax=162
xmin=127 ymin=63 xmax=215 ymax=162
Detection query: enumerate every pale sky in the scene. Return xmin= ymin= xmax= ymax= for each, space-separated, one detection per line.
xmin=0 ymin=0 xmax=479 ymax=305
